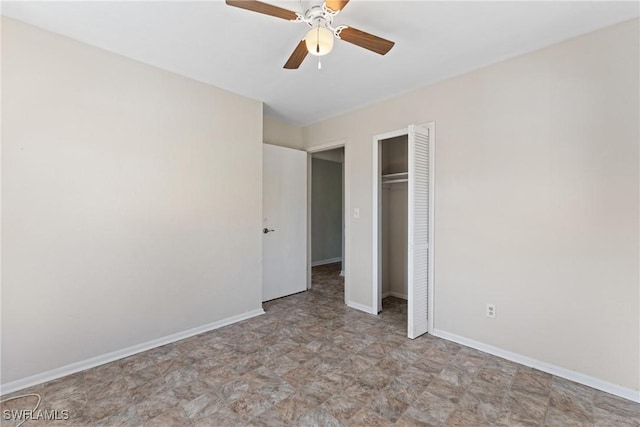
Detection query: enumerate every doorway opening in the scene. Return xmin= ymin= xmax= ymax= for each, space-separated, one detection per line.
xmin=372 ymin=124 xmax=435 ymax=339
xmin=307 ymin=142 xmax=349 ymax=305
xmin=379 ymin=133 xmax=409 ymax=325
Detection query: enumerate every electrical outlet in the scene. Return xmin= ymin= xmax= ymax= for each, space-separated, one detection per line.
xmin=486 ymin=304 xmax=496 ymax=319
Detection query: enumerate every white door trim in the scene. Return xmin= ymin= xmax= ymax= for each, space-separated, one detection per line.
xmin=307 ymin=139 xmax=350 ymax=306
xmin=372 ymin=124 xmax=435 ymax=335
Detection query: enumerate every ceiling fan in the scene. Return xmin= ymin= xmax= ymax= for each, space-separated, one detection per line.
xmin=226 ymin=0 xmax=395 ymax=69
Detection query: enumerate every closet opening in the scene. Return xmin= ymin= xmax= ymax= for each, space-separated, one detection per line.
xmin=382 ymin=135 xmax=409 ymax=316
xmin=372 ymin=124 xmax=435 ymax=339
xmin=308 ymin=146 xmax=346 ymax=303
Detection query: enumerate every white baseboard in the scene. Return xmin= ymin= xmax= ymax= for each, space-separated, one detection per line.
xmin=0 ymin=308 xmax=265 ymax=396
xmin=347 ymin=301 xmax=376 ymax=315
xmin=381 ymin=291 xmax=407 ymax=300
xmin=432 ymin=329 xmax=640 ymax=403
xmin=311 ymin=257 xmax=342 ymax=267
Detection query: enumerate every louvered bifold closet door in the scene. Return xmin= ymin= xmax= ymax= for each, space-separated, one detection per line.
xmin=407 ymin=125 xmax=430 ymax=339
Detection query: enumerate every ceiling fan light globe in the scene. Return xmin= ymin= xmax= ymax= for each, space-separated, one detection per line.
xmin=305 ymin=27 xmax=334 ymax=56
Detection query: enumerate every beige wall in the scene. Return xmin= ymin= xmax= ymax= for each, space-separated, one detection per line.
xmin=263 ymin=115 xmax=303 ymax=149
xmin=1 ymin=18 xmax=263 ymax=384
xmin=382 ymin=184 xmax=408 ymax=298
xmin=311 ymin=158 xmax=342 ymax=263
xmin=304 ymin=19 xmax=639 ymax=391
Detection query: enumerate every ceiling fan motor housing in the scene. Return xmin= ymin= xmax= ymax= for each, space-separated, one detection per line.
xmin=298 ymin=1 xmax=339 ymax=29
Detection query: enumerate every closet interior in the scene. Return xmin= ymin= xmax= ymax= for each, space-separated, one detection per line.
xmin=374 ymin=123 xmax=432 ymax=338
xmin=380 ymin=134 xmax=409 ymax=305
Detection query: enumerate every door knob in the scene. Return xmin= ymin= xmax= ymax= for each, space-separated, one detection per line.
xmin=263 ymin=228 xmax=275 ymax=234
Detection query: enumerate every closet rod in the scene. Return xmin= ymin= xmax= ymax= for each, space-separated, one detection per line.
xmin=383 ymin=178 xmax=408 ymax=184
xmin=381 ymin=172 xmax=408 ymax=179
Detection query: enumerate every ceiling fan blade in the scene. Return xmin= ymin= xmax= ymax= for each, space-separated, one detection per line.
xmin=284 ymin=40 xmax=309 ymax=69
xmin=226 ymin=0 xmax=298 ymax=21
xmin=325 ymin=0 xmax=350 ymax=13
xmin=339 ymin=27 xmax=395 ymax=55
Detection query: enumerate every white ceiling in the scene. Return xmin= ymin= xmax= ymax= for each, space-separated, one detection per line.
xmin=2 ymin=1 xmax=638 ymax=125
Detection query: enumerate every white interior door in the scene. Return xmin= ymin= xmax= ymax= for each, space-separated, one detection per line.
xmin=262 ymin=144 xmax=307 ymax=302
xmin=408 ymin=124 xmax=431 ymax=339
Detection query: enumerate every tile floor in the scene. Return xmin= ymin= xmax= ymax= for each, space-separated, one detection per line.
xmin=1 ymin=262 xmax=638 ymax=426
